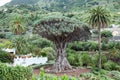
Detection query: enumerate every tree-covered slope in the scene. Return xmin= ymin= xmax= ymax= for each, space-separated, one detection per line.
xmin=6 ymin=0 xmax=120 ymax=12
xmin=7 ymin=0 xmax=40 ymax=5
xmin=0 ymin=0 xmax=119 ymax=31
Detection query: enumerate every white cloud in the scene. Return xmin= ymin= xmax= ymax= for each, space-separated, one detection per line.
xmin=0 ymin=0 xmax=11 ymax=6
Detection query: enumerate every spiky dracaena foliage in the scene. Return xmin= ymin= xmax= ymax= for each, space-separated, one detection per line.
xmin=88 ymin=6 xmax=110 ymax=70
xmin=33 ymin=14 xmax=91 ymax=43
xmin=33 ymin=14 xmax=91 ymax=72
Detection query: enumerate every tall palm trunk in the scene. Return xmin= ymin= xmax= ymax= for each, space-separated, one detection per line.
xmin=98 ymin=26 xmax=101 ymax=70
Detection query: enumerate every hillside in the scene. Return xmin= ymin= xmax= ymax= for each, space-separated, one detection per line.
xmin=7 ymin=0 xmax=40 ymax=5
xmin=0 ymin=0 xmax=119 ymax=35
xmin=6 ymin=0 xmax=120 ymax=12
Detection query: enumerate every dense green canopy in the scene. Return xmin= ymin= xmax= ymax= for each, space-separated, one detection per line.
xmin=33 ymin=15 xmax=91 ymax=42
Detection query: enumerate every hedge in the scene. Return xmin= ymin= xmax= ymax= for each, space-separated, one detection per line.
xmin=0 ymin=62 xmax=32 ymax=80
xmin=69 ymin=41 xmax=120 ymax=51
xmin=0 ymin=50 xmax=15 ymax=63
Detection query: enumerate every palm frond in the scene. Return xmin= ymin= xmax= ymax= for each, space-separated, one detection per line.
xmin=88 ymin=6 xmax=111 ymax=29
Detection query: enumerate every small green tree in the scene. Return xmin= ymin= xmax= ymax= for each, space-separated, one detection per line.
xmin=33 ymin=14 xmax=91 ymax=72
xmin=101 ymin=30 xmax=112 ymax=43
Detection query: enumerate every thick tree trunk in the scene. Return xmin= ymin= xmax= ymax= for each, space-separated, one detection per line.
xmin=98 ymin=26 xmax=101 ymax=70
xmin=52 ymin=42 xmax=72 ymax=72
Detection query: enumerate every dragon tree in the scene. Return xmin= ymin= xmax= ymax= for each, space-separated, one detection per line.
xmin=33 ymin=15 xmax=91 ymax=72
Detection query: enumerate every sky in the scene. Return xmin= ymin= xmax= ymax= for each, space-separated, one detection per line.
xmin=0 ymin=0 xmax=11 ymax=6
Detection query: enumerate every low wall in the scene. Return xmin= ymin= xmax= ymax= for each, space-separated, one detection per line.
xmin=13 ymin=56 xmax=48 ymax=67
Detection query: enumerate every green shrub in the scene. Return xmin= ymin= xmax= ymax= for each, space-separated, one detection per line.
xmin=115 ymin=42 xmax=120 ymax=49
xmin=67 ymin=54 xmax=75 ymax=65
xmin=38 ymin=38 xmax=53 ymax=48
xmin=61 ymin=75 xmax=69 ymax=80
xmin=80 ymin=52 xmax=91 ymax=66
xmin=90 ymin=54 xmax=98 ymax=67
xmin=69 ymin=41 xmax=98 ymax=51
xmin=67 ymin=53 xmax=83 ymax=66
xmin=0 ymin=39 xmax=12 ymax=48
xmin=80 ymin=73 xmax=97 ymax=80
xmin=39 ymin=68 xmax=45 ymax=80
xmin=108 ymin=47 xmax=120 ymax=64
xmin=107 ymin=42 xmax=115 ymax=49
xmin=88 ymin=42 xmax=98 ymax=51
xmin=69 ymin=41 xmax=120 ymax=51
xmin=30 ymin=36 xmax=53 ymax=48
xmin=74 ymin=54 xmax=83 ymax=66
xmin=115 ymin=65 xmax=120 ymax=71
xmin=80 ymin=70 xmax=114 ymax=80
xmin=41 ymin=47 xmax=55 ymax=60
xmin=0 ymin=33 xmax=6 ymax=38
xmin=101 ymin=43 xmax=109 ymax=51
xmin=103 ymin=61 xmax=117 ymax=70
xmin=101 ymin=37 xmax=109 ymax=43
xmin=108 ymin=71 xmax=120 ymax=80
xmin=32 ymin=47 xmax=41 ymax=56
xmin=67 ymin=49 xmax=76 ymax=66
xmin=69 ymin=41 xmax=84 ymax=51
xmin=108 ymin=41 xmax=120 ymax=50
xmin=91 ymin=54 xmax=107 ymax=68
xmin=0 ymin=62 xmax=32 ymax=80
xmin=33 ymin=74 xmax=78 ymax=80
xmin=67 ymin=50 xmax=108 ymax=67
xmin=67 ymin=49 xmax=83 ymax=66
xmin=0 ymin=50 xmax=15 ymax=63
xmin=101 ymin=30 xmax=112 ymax=43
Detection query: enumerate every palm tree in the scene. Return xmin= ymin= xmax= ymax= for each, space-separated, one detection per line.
xmin=10 ymin=16 xmax=26 ymax=35
xmin=12 ymin=36 xmax=27 ymax=54
xmin=88 ymin=6 xmax=110 ymax=70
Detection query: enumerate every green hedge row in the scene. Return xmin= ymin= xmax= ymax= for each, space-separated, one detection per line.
xmin=0 ymin=62 xmax=32 ymax=80
xmin=69 ymin=41 xmax=120 ymax=51
xmin=67 ymin=50 xmax=107 ymax=67
xmin=66 ymin=49 xmax=120 ymax=71
xmin=80 ymin=70 xmax=120 ymax=80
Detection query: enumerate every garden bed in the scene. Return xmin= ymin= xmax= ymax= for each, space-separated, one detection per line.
xmin=33 ymin=66 xmax=91 ymax=77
